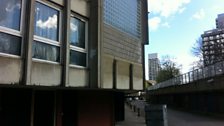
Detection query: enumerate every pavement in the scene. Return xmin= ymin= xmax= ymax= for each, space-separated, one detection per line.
xmin=115 ymin=105 xmax=146 ymax=126
xmin=115 ymin=102 xmax=224 ymax=126
xmin=168 ymin=109 xmax=224 ymax=126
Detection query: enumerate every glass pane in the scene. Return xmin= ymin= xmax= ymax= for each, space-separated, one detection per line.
xmin=0 ymin=32 xmax=21 ymax=55
xmin=70 ymin=50 xmax=86 ymax=66
xmin=34 ymin=2 xmax=59 ymax=41
xmin=70 ymin=17 xmax=85 ymax=48
xmin=0 ymin=0 xmax=21 ymax=30
xmin=32 ymin=41 xmax=60 ymax=62
xmin=103 ymin=0 xmax=141 ymax=38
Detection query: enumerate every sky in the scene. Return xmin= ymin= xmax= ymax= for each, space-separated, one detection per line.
xmin=145 ymin=0 xmax=224 ymax=80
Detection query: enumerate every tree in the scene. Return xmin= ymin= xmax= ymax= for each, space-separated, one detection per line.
xmin=156 ymin=56 xmax=181 ymax=83
xmin=191 ymin=37 xmax=204 ymax=69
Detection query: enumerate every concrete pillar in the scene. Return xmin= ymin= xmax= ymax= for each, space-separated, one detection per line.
xmin=88 ymin=0 xmax=103 ymax=88
xmin=114 ymin=92 xmax=125 ymax=122
xmin=61 ymin=0 xmax=71 ymax=86
xmin=21 ymin=0 xmax=35 ymax=85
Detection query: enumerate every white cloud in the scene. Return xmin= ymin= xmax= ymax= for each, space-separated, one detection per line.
xmin=6 ymin=2 xmax=21 ymax=12
xmin=149 ymin=17 xmax=161 ymax=31
xmin=70 ymin=22 xmax=77 ymax=32
xmin=162 ymin=22 xmax=170 ymax=28
xmin=148 ymin=0 xmax=191 ymax=17
xmin=178 ymin=7 xmax=186 ymax=14
xmin=176 ymin=54 xmax=198 ymax=73
xmin=37 ymin=14 xmax=58 ymax=29
xmin=192 ymin=9 xmax=205 ymax=20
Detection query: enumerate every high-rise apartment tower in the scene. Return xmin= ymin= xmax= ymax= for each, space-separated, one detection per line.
xmin=148 ymin=53 xmax=160 ymax=82
xmin=202 ymin=13 xmax=224 ymax=66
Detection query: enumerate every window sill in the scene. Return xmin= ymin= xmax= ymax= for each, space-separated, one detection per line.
xmin=32 ymin=58 xmax=60 ymax=65
xmin=69 ymin=64 xmax=88 ymax=70
xmin=0 ymin=52 xmax=21 ymax=59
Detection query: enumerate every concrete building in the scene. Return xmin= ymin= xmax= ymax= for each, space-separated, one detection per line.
xmin=202 ymin=14 xmax=224 ymax=66
xmin=148 ymin=53 xmax=160 ymax=82
xmin=216 ymin=13 xmax=224 ymax=29
xmin=0 ymin=0 xmax=148 ymax=126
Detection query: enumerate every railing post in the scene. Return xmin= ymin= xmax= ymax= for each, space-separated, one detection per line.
xmin=214 ymin=64 xmax=216 ymax=76
xmin=188 ymin=72 xmax=191 ymax=83
xmin=196 ymin=69 xmax=199 ymax=80
xmin=222 ymin=61 xmax=224 ymax=74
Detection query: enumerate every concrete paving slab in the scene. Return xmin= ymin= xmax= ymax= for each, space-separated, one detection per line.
xmin=115 ymin=105 xmax=146 ymax=126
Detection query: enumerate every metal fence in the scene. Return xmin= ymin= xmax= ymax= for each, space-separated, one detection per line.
xmin=148 ymin=61 xmax=224 ymax=91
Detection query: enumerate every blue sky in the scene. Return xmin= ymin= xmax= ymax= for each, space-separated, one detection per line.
xmin=145 ymin=0 xmax=224 ymax=79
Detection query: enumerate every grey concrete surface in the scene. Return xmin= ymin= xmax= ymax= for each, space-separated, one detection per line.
xmin=116 ymin=102 xmax=224 ymax=126
xmin=168 ymin=109 xmax=224 ymax=126
xmin=115 ymin=105 xmax=146 ymax=126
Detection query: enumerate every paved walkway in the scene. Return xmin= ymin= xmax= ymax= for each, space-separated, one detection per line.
xmin=168 ymin=109 xmax=224 ymax=126
xmin=115 ymin=103 xmax=224 ymax=126
xmin=115 ymin=105 xmax=146 ymax=126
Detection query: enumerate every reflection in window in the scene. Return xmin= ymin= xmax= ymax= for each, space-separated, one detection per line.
xmin=0 ymin=0 xmax=21 ymax=30
xmin=0 ymin=32 xmax=21 ymax=55
xmin=34 ymin=2 xmax=59 ymax=41
xmin=70 ymin=17 xmax=85 ymax=48
xmin=32 ymin=41 xmax=60 ymax=62
xmin=70 ymin=50 xmax=86 ymax=67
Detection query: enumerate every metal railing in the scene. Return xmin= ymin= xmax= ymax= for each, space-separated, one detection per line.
xmin=148 ymin=61 xmax=224 ymax=91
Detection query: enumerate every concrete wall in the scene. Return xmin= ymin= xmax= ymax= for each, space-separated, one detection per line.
xmin=103 ymin=24 xmax=142 ymax=64
xmin=30 ymin=61 xmax=61 ymax=86
xmin=50 ymin=0 xmax=63 ymax=6
xmin=71 ymin=0 xmax=90 ymax=17
xmin=68 ymin=67 xmax=88 ymax=87
xmin=0 ymin=57 xmax=21 ymax=84
xmin=133 ymin=64 xmax=143 ymax=90
xmin=101 ymin=55 xmax=144 ymax=90
xmin=116 ymin=60 xmax=130 ymax=89
xmin=102 ymin=55 xmax=113 ymax=89
xmin=48 ymin=0 xmax=90 ymax=18
xmin=101 ymin=23 xmax=144 ymax=90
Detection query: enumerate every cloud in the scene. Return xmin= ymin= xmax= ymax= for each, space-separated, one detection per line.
xmin=192 ymin=9 xmax=205 ymax=20
xmin=149 ymin=17 xmax=161 ymax=31
xmin=37 ymin=14 xmax=58 ymax=29
xmin=148 ymin=0 xmax=190 ymax=17
xmin=6 ymin=1 xmax=21 ymax=12
xmin=162 ymin=22 xmax=170 ymax=28
xmin=70 ymin=22 xmax=77 ymax=32
xmin=178 ymin=7 xmax=186 ymax=14
xmin=176 ymin=54 xmax=198 ymax=73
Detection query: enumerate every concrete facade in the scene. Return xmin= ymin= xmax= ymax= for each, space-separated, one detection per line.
xmin=202 ymin=14 xmax=224 ymax=66
xmin=216 ymin=13 xmax=224 ymax=29
xmin=148 ymin=53 xmax=160 ymax=82
xmin=0 ymin=0 xmax=148 ymax=125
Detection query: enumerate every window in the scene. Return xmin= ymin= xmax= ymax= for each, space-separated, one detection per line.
xmin=0 ymin=0 xmax=22 ymax=56
xmin=70 ymin=50 xmax=86 ymax=66
xmin=103 ymin=0 xmax=141 ymax=38
xmin=69 ymin=15 xmax=87 ymax=67
xmin=70 ymin=17 xmax=85 ymax=48
xmin=33 ymin=1 xmax=60 ymax=62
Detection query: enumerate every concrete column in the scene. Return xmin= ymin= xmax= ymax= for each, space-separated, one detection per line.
xmin=141 ymin=0 xmax=149 ymax=90
xmin=88 ymin=0 xmax=103 ymax=88
xmin=30 ymin=90 xmax=35 ymax=126
xmin=130 ymin=64 xmax=133 ymax=90
xmin=61 ymin=0 xmax=71 ymax=86
xmin=21 ymin=0 xmax=35 ymax=85
xmin=113 ymin=60 xmax=117 ymax=89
